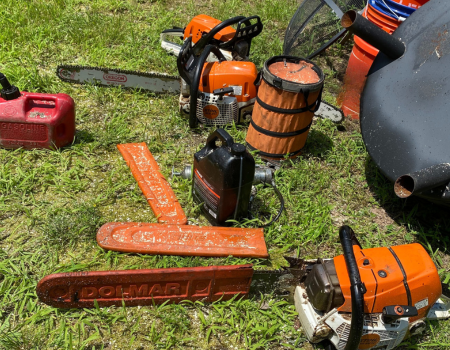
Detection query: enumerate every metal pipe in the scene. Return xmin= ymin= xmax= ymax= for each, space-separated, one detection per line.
xmin=341 ymin=10 xmax=405 ymax=60
xmin=174 ymin=165 xmax=273 ymax=185
xmin=394 ymin=163 xmax=450 ymax=198
xmin=339 ymin=226 xmax=365 ymax=350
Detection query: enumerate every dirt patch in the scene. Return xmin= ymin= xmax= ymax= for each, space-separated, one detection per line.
xmin=370 ymin=207 xmax=395 ymax=230
xmin=330 ymin=208 xmax=349 ymax=227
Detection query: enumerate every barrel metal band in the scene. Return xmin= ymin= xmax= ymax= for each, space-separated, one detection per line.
xmin=250 ymin=119 xmax=312 ymax=138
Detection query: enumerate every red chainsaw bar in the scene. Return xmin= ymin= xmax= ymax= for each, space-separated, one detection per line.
xmin=117 ymin=143 xmax=187 ymax=225
xmin=36 ymin=265 xmax=253 ymax=308
xmin=97 ymin=222 xmax=268 ymax=258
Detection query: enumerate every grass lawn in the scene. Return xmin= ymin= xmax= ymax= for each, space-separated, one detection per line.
xmin=1 ymin=0 xmax=450 ymax=349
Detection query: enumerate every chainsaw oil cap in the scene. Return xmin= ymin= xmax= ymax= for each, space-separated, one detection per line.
xmin=231 ymin=143 xmax=246 ymax=156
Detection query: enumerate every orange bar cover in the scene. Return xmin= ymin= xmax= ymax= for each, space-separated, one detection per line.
xmin=117 ymin=143 xmax=187 ymax=225
xmin=97 ymin=222 xmax=268 ymax=258
xmin=37 ymin=264 xmax=254 ymax=308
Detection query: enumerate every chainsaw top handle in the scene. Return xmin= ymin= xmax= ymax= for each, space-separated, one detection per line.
xmin=177 ymin=42 xmax=227 ymax=128
xmin=339 ymin=226 xmax=365 ymax=350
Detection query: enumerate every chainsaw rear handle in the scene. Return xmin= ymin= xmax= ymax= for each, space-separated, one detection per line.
xmin=339 ymin=226 xmax=365 ymax=350
xmin=186 ymin=44 xmax=227 ymax=128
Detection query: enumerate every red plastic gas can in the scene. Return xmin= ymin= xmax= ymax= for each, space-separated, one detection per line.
xmin=0 ymin=92 xmax=75 ymax=149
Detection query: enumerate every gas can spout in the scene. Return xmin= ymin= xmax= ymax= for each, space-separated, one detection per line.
xmin=0 ymin=73 xmax=21 ymax=100
xmin=341 ymin=10 xmax=405 ymax=60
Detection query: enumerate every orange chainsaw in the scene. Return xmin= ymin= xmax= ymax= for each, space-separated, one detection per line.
xmin=37 ymin=226 xmax=449 ymax=350
xmin=56 ymin=15 xmax=262 ymax=128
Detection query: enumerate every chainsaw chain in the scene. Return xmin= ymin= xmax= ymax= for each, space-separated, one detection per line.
xmin=56 ymin=64 xmax=180 ymax=84
xmin=253 ymin=268 xmax=291 ymax=276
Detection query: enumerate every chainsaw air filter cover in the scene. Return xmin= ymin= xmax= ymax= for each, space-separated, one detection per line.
xmin=361 ymin=0 xmax=450 ymax=205
xmin=334 ymin=243 xmax=441 ymax=320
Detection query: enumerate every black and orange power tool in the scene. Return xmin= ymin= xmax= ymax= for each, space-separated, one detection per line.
xmin=166 ymin=15 xmax=263 ymax=128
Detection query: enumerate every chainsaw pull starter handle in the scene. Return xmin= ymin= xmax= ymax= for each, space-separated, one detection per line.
xmin=339 ymin=225 xmax=365 ymax=350
xmin=213 ymin=87 xmax=234 ymax=99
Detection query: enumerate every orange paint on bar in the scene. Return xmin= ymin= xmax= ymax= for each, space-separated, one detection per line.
xmin=117 ymin=143 xmax=187 ymax=224
xmin=97 ymin=222 xmax=268 ymax=258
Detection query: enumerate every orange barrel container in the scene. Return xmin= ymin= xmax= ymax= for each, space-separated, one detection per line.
xmin=366 ymin=4 xmax=401 ymax=34
xmin=246 ymin=56 xmax=324 ymax=160
xmin=340 ymin=5 xmax=400 ymax=120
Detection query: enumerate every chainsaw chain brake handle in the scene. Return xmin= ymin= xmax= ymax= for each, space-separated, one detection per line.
xmin=177 ymin=42 xmax=227 ymax=128
xmin=339 ymin=225 xmax=365 ymax=350
xmin=160 ymin=28 xmax=184 ymax=56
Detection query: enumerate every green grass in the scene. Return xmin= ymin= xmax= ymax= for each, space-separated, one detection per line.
xmin=1 ymin=0 xmax=450 ymax=349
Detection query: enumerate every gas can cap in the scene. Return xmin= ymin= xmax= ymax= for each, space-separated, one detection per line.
xmin=231 ymin=143 xmax=246 ymax=156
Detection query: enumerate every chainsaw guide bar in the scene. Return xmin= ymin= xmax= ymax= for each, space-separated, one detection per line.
xmin=97 ymin=222 xmax=268 ymax=258
xmin=36 ymin=265 xmax=254 ymax=308
xmin=56 ymin=65 xmax=180 ymax=93
xmin=117 ymin=143 xmax=187 ymax=225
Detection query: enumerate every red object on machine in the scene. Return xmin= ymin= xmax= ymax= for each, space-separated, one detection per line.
xmin=339 ymin=6 xmax=400 ymax=120
xmin=97 ymin=222 xmax=268 ymax=258
xmin=0 ymin=92 xmax=75 ymax=149
xmin=36 ymin=264 xmax=254 ymax=308
xmin=117 ymin=143 xmax=188 ymax=225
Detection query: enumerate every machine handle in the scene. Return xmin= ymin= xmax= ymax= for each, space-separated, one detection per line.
xmin=213 ymin=87 xmax=234 ymax=99
xmin=339 ymin=225 xmax=365 ymax=350
xmin=23 ymin=93 xmax=60 ymax=110
xmin=193 ymin=16 xmax=246 ymax=56
xmin=219 ymin=15 xmax=263 ymax=51
xmin=187 ymin=44 xmax=227 ymax=128
xmin=205 ymin=128 xmax=234 ymax=153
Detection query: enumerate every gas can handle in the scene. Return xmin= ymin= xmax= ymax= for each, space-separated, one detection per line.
xmin=23 ymin=93 xmax=59 ymax=109
xmin=205 ymin=128 xmax=234 ymax=152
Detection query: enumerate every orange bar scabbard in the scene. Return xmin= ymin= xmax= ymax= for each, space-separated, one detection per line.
xmin=97 ymin=222 xmax=269 ymax=258
xmin=117 ymin=143 xmax=187 ymax=225
xmin=36 ymin=264 xmax=254 ymax=308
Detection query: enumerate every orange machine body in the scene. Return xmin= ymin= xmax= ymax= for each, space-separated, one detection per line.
xmin=184 ymin=15 xmax=236 ymax=44
xmin=334 ymin=243 xmax=441 ymax=322
xmin=199 ymin=61 xmax=258 ymax=104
